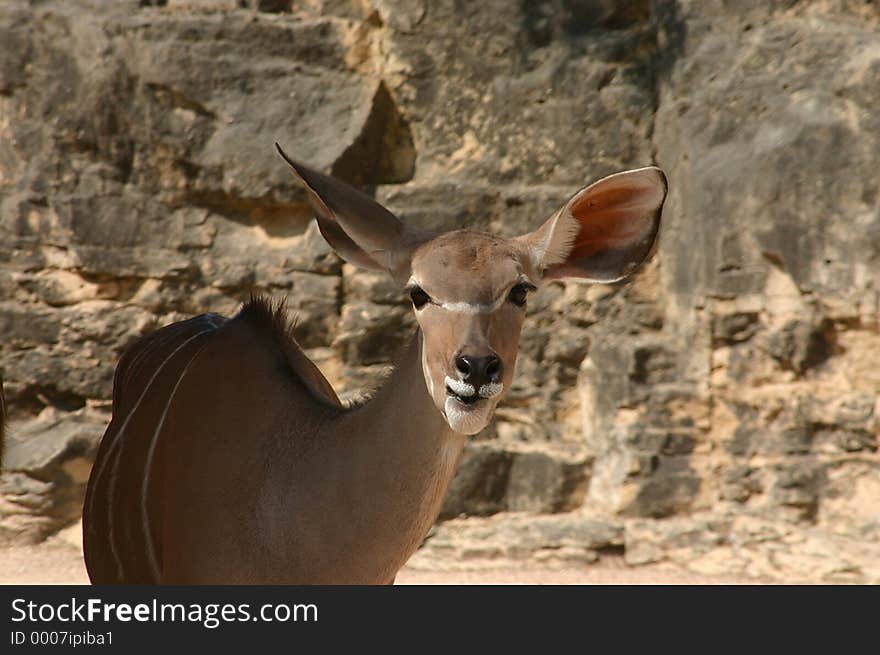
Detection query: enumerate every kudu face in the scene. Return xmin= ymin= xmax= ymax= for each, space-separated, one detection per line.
xmin=276 ymin=144 xmax=667 ymax=436
xmin=406 ymin=231 xmax=535 ymax=433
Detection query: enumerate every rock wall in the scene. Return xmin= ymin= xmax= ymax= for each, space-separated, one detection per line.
xmin=0 ymin=0 xmax=877 ymax=581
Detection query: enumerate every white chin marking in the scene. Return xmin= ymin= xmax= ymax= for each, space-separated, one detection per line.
xmin=444 ymin=397 xmax=492 ymax=435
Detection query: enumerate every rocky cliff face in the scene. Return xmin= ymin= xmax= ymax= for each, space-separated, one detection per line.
xmin=1 ymin=0 xmax=877 ymax=582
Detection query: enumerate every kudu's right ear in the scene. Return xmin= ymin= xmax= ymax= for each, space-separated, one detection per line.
xmin=275 ymin=143 xmax=416 ymax=278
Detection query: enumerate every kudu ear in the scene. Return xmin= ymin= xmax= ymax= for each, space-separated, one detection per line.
xmin=275 ymin=143 xmax=415 ymax=278
xmin=519 ymin=167 xmax=667 ymax=283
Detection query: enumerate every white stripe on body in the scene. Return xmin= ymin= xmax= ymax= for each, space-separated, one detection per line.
xmin=141 ymin=338 xmax=212 ymax=581
xmin=92 ymin=328 xmax=214 ymax=580
xmin=86 ymin=324 xmax=187 ymax=575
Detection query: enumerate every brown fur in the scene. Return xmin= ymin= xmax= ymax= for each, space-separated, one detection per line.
xmin=82 ymin=151 xmax=666 ymax=584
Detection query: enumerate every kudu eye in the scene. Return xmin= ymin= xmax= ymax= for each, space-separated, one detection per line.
xmin=409 ymin=286 xmax=431 ymax=309
xmin=507 ymin=283 xmax=534 ymax=308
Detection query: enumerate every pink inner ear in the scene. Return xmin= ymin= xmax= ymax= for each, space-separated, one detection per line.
xmin=567 ymin=187 xmax=652 ymax=261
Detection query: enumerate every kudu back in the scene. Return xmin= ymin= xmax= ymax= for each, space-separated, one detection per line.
xmin=83 ymin=145 xmax=667 ymax=583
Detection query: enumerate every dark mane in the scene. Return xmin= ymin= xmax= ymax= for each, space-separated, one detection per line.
xmin=235 ymin=295 xmax=340 ymax=407
xmin=236 ymin=295 xmax=300 ymax=351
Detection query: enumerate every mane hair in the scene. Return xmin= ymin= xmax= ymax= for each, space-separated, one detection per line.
xmin=235 ymin=295 xmax=422 ymax=412
xmin=237 ymin=294 xmax=300 ymax=352
xmin=235 ymin=295 xmax=342 ymax=407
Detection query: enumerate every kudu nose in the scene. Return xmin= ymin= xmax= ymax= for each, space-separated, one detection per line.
xmin=454 ymin=353 xmax=502 ymax=388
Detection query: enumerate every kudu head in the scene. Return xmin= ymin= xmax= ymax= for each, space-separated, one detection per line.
xmin=276 ymin=144 xmax=667 ymax=435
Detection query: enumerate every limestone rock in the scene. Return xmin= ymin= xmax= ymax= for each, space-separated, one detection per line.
xmin=440 ymin=442 xmax=590 ymax=519
xmin=0 ymin=408 xmax=107 ymax=543
xmin=409 ymin=512 xmax=624 ymax=570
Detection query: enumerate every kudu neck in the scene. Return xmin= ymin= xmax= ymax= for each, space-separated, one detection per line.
xmin=352 ymin=329 xmax=457 ymax=451
xmin=336 ymin=329 xmax=464 ymax=574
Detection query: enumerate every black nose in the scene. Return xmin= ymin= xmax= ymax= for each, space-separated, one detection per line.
xmin=454 ymin=353 xmax=502 ymax=387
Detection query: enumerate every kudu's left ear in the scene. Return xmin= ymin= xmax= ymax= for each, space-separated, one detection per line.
xmin=276 ymin=143 xmax=418 ymax=279
xmin=518 ymin=167 xmax=668 ymax=283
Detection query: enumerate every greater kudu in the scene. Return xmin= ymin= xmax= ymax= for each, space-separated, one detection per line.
xmin=83 ymin=144 xmax=667 ymax=583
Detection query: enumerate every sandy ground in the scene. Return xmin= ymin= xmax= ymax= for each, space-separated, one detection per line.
xmin=1 ymin=527 xmax=749 ymax=585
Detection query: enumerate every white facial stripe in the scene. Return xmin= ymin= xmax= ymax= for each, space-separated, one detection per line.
xmin=408 ymin=275 xmax=536 ymax=315
xmin=421 ymin=333 xmax=434 ymax=399
xmin=445 ymin=376 xmax=475 ymax=397
xmin=438 ymin=297 xmax=506 ymax=315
